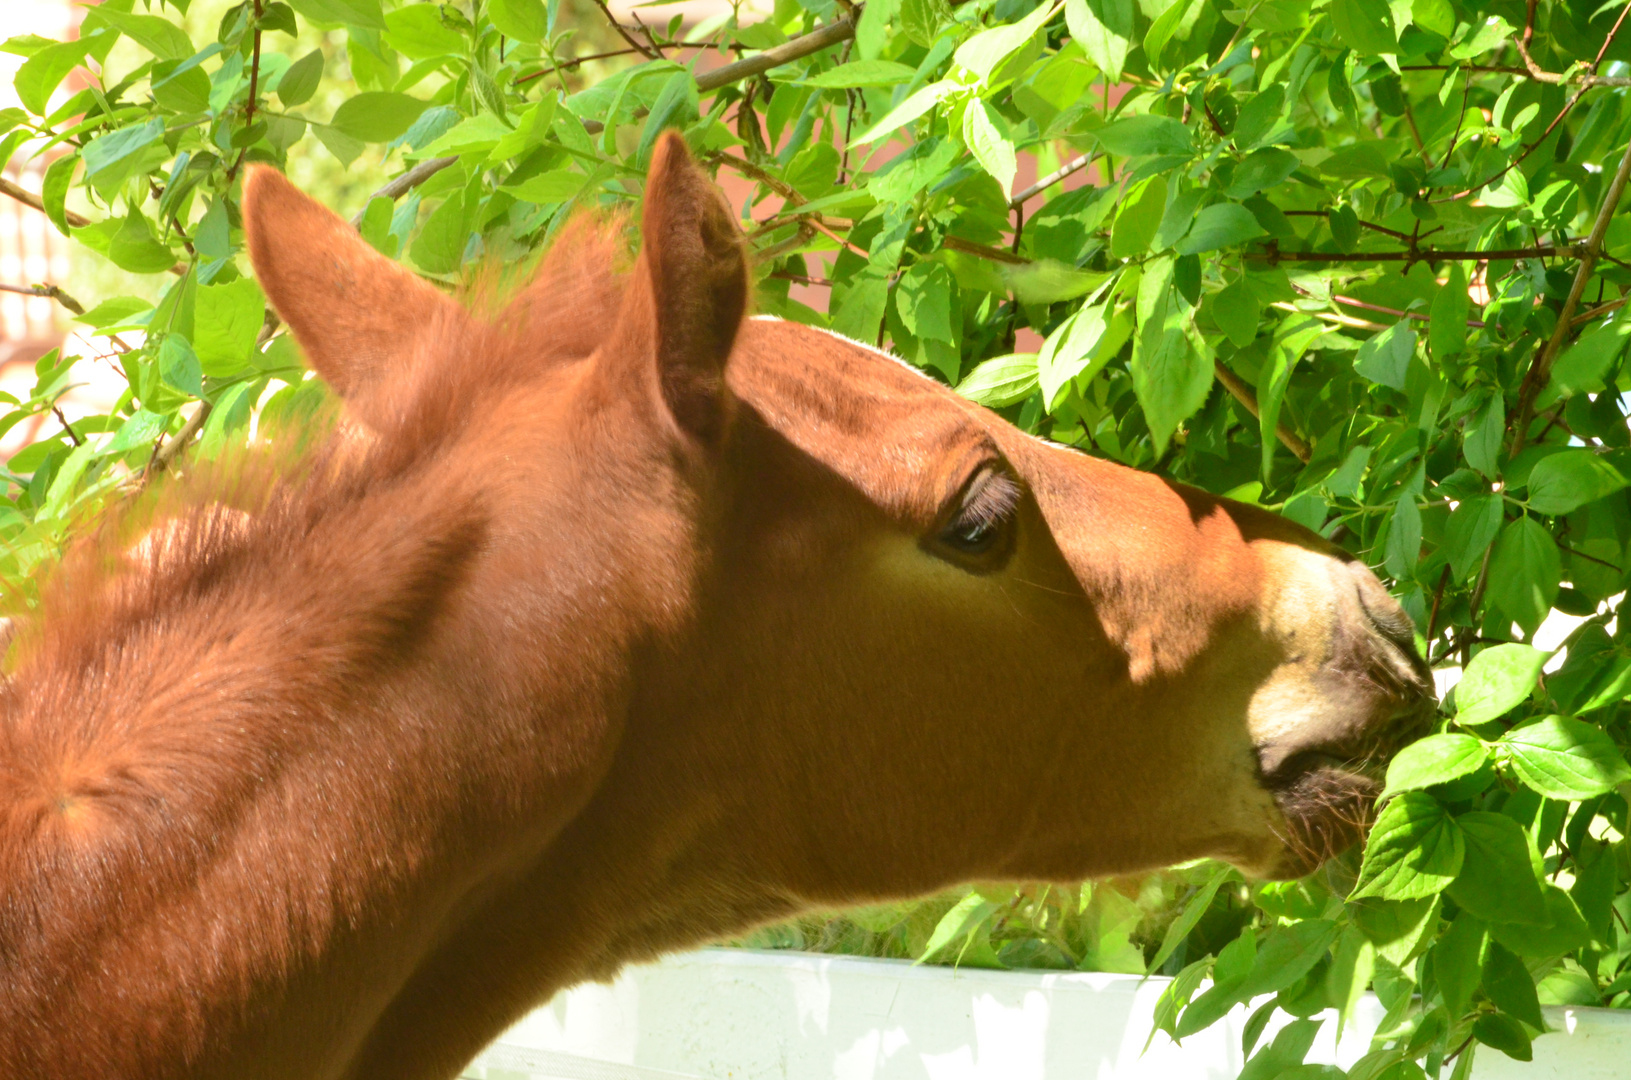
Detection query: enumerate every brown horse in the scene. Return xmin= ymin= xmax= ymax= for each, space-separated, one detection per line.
xmin=0 ymin=134 xmax=1431 ymax=1079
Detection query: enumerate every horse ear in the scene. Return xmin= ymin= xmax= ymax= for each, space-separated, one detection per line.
xmin=619 ymin=131 xmax=748 ymax=442
xmin=242 ymin=166 xmax=463 ymax=422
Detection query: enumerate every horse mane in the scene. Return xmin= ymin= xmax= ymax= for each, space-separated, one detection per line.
xmin=0 ymin=209 xmax=633 ymax=971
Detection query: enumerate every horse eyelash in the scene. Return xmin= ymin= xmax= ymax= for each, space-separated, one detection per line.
xmin=955 ymin=471 xmax=1022 ymax=528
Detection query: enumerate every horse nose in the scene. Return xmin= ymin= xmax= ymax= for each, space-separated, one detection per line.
xmin=1344 ymin=560 xmax=1436 ymax=740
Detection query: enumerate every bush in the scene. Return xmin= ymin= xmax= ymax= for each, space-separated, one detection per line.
xmin=3 ymin=0 xmax=1630 ymax=1075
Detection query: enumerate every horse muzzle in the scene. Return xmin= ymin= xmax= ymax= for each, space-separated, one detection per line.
xmin=1249 ymin=557 xmax=1438 ymax=879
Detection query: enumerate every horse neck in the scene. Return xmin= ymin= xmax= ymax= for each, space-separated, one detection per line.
xmin=0 ymin=452 xmax=641 ymax=1078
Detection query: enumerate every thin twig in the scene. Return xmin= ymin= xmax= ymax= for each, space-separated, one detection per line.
xmin=1213 ymin=360 xmax=1313 ymax=462
xmin=1010 ymin=152 xmax=1095 ymax=208
xmin=1282 ymin=209 xmax=1414 ymax=242
xmin=349 ymin=156 xmax=460 ymax=225
xmin=1426 ymin=565 xmax=1452 ymax=642
xmin=1270 ymin=301 xmax=1387 ymax=332
xmin=695 ymin=17 xmax=856 ymax=93
xmin=944 ymin=235 xmax=1029 ymax=265
xmin=752 ymin=222 xmax=816 ymax=264
xmin=1444 ymin=0 xmax=1631 ymax=202
xmin=1251 ymin=243 xmax=1582 ymax=264
xmin=0 ymin=281 xmax=85 ymax=316
xmin=591 ymin=0 xmax=660 ymax=60
xmin=52 ymin=405 xmax=81 ymax=447
xmin=148 ymin=404 xmax=210 ymax=476
xmin=1572 ymin=296 xmax=1628 ymax=326
xmin=1330 ymin=293 xmax=1486 ymax=328
xmin=1395 ymin=63 xmax=1631 ymax=86
xmin=224 ymin=0 xmax=265 ymax=185
xmin=1512 ymin=133 xmax=1631 ymax=452
xmin=0 ymin=177 xmax=89 ymax=228
xmin=807 ymin=217 xmax=870 ymax=260
xmin=517 ymin=46 xmax=646 ymax=83
xmin=0 ymin=178 xmax=187 ymax=274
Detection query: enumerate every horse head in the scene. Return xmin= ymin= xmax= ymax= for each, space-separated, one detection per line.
xmin=0 ymin=132 xmax=1431 ymax=1079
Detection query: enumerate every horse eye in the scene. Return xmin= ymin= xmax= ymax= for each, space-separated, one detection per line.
xmin=930 ymin=467 xmax=1020 ymax=567
xmin=940 ymin=515 xmax=1001 ymax=554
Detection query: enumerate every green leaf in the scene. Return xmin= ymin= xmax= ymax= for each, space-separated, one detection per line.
xmin=1233 ymin=86 xmax=1285 ymax=150
xmin=410 ymin=192 xmax=467 ymax=275
xmin=852 ymin=81 xmax=953 ymax=144
xmin=1147 ymin=863 xmax=1233 ymax=972
xmin=917 ymin=891 xmax=1002 ymax=964
xmin=1503 ymin=715 xmax=1631 ymax=800
xmin=158 ymin=335 xmax=203 ymax=397
xmin=1545 ymin=312 xmax=1631 ymax=402
xmin=103 ymin=409 xmax=168 ymax=456
xmin=1038 ymin=301 xmax=1111 ymax=408
xmin=39 ymin=153 xmax=76 ymax=239
xmin=1174 ymin=203 xmax=1265 ymax=255
xmin=1462 ymin=391 xmax=1503 ymax=476
xmin=15 ymin=37 xmax=94 ymax=115
xmin=85 ymin=8 xmax=194 ymax=60
xmin=329 ymin=91 xmax=432 ymax=143
xmin=896 ymin=262 xmax=957 ymax=344
xmin=1486 ymin=517 xmax=1560 ymax=635
xmin=1237 ymin=1018 xmax=1322 ymax=1080
xmin=1525 ymin=450 xmax=1628 ymax=515
xmin=1092 ymin=114 xmax=1192 ymax=157
xmin=1488 ymin=883 xmax=1592 ymax=956
xmin=1353 ymin=792 xmax=1463 ymax=900
xmin=313 ymin=123 xmax=365 ymax=167
xmin=1143 ymin=0 xmax=1199 ymax=69
xmin=1430 ymin=263 xmax=1470 ymax=359
xmin=489 ymin=0 xmax=547 ymax=42
xmin=1331 ymin=0 xmax=1399 ymax=56
xmin=503 ymin=169 xmax=587 ymax=205
xmin=1257 ymin=319 xmax=1322 ymax=481
xmin=1442 ymin=492 xmax=1503 ymax=581
xmin=75 ymin=296 xmax=152 ymax=330
xmin=637 ymin=71 xmax=699 ymax=163
xmin=384 ymin=4 xmax=466 ymax=58
xmin=1211 ymin=276 xmax=1260 ymax=348
xmin=962 ymin=99 xmax=1016 ymax=194
xmin=1226 ymin=148 xmax=1299 ymax=199
xmin=286 ymin=0 xmax=387 ymax=30
xmin=278 ymin=49 xmax=323 ymax=107
xmin=958 ymin=353 xmax=1040 ymax=408
xmin=81 ymin=118 xmax=165 ymax=182
xmin=75 ymin=211 xmax=178 ymax=275
xmin=1354 ymin=322 xmax=1415 ymax=390
xmin=901 ymin=0 xmax=952 ymax=46
xmin=1238 ymin=920 xmax=1341 ymax=997
xmin=1382 ymin=735 xmax=1490 ymax=799
xmin=1481 ymin=941 xmax=1544 ymax=1030
xmin=1065 ymin=0 xmax=1133 ymax=81
xmin=1473 ymin=1013 xmax=1532 ymax=1062
xmin=802 ymin=60 xmax=917 ymax=88
xmin=1131 ymin=257 xmax=1210 ymax=452
xmin=194 ymin=278 xmax=265 ymax=377
xmin=1481 ymin=170 xmax=1529 ymax=209
xmin=1110 ymin=175 xmax=1166 ymax=259
xmin=1447 ymin=812 xmax=1548 ymax=925
xmin=1412 ymin=0 xmax=1454 ymax=36
xmin=1431 ymin=914 xmax=1486 ymax=1018
xmin=1456 ymin=644 xmax=1549 ymax=726
xmin=194 ymin=198 xmax=230 ymax=260
xmin=953 ymin=0 xmax=1058 ymax=82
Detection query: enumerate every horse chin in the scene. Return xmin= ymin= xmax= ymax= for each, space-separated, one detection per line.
xmin=1263 ymin=760 xmax=1380 ymax=880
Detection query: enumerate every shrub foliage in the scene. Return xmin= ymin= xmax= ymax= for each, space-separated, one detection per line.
xmin=5 ymin=0 xmax=1631 ymax=1074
